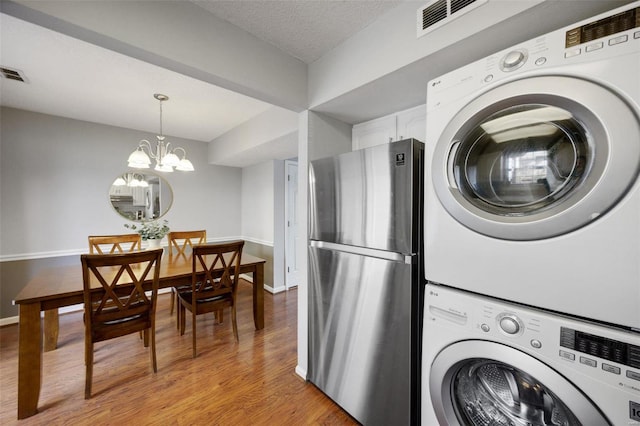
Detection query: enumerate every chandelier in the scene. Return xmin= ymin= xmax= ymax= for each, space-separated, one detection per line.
xmin=127 ymin=93 xmax=194 ymax=172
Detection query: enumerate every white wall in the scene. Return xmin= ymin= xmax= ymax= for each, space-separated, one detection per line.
xmin=0 ymin=107 xmax=241 ymax=259
xmin=4 ymin=0 xmax=307 ymax=112
xmin=307 ymin=0 xmax=543 ymax=109
xmin=240 ymin=161 xmax=274 ymax=245
xmin=209 ymin=107 xmax=298 ymax=167
xmin=295 ymin=110 xmax=352 ymax=379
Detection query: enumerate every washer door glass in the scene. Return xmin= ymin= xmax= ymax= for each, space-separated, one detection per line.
xmin=455 ymin=104 xmax=589 ymax=216
xmin=431 ymin=76 xmax=640 ymax=240
xmin=429 ymin=341 xmax=610 ymax=426
xmin=452 ymin=359 xmax=579 ymax=426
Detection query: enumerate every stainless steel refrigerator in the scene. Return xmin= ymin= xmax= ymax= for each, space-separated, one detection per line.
xmin=308 ymin=138 xmax=424 ymax=425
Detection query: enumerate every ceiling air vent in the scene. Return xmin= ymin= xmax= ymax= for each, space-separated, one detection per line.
xmin=0 ymin=66 xmax=28 ymax=83
xmin=417 ymin=0 xmax=487 ymax=38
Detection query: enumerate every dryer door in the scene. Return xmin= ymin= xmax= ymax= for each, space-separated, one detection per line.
xmin=429 ymin=340 xmax=610 ymax=426
xmin=432 ymin=75 xmax=640 ymax=240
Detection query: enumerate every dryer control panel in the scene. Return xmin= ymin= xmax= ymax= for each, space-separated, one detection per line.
xmin=565 ymin=6 xmax=640 ymax=48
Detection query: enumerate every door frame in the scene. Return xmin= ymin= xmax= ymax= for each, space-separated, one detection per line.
xmin=285 ymin=159 xmax=299 ymax=289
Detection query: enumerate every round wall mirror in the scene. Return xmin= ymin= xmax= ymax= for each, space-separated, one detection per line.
xmin=109 ymin=172 xmax=173 ymax=221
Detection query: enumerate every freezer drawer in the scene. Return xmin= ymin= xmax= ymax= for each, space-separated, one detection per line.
xmin=308 ymin=245 xmax=415 ymax=425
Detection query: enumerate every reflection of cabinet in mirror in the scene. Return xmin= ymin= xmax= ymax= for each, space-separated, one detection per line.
xmin=109 ymin=172 xmax=173 ymax=222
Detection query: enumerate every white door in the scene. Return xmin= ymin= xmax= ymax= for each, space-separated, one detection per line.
xmin=285 ymin=160 xmax=299 ymax=289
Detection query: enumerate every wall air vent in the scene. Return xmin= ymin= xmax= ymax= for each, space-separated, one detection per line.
xmin=417 ymin=0 xmax=487 ymax=38
xmin=0 ymin=66 xmax=28 ymax=83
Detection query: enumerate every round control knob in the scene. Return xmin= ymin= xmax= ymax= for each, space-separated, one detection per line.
xmin=499 ymin=315 xmax=521 ymax=335
xmin=500 ymin=49 xmax=528 ymax=72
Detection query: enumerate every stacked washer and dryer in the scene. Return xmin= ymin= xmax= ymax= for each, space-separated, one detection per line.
xmin=422 ymin=2 xmax=640 ymax=425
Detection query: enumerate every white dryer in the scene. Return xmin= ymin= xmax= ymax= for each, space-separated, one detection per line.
xmin=422 ymin=283 xmax=640 ymax=426
xmin=424 ymin=2 xmax=640 ymax=328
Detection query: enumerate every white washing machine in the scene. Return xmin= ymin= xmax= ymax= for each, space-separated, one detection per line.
xmin=422 ymin=283 xmax=640 ymax=425
xmin=424 ymin=2 xmax=640 ymax=329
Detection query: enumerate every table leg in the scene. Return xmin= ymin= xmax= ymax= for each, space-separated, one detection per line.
xmin=253 ymin=263 xmax=264 ymax=330
xmin=18 ymin=302 xmax=42 ymax=419
xmin=43 ymin=309 xmax=59 ymax=351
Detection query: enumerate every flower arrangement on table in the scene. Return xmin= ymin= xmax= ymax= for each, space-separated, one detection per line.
xmin=124 ymin=219 xmax=170 ymax=241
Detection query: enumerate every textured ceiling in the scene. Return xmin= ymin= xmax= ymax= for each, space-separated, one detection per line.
xmin=191 ymin=0 xmax=404 ymax=64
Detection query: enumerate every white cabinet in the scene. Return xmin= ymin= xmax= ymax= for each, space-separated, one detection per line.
xmin=109 ymin=185 xmax=132 ymax=196
xmin=352 ymin=115 xmax=397 ymax=151
xmin=352 ymin=104 xmax=426 ymax=151
xmin=396 ymin=104 xmax=426 ymax=143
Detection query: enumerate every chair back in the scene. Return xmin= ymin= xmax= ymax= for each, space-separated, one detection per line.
xmin=88 ymin=234 xmax=141 ymax=254
xmin=191 ymin=240 xmax=244 ymax=302
xmin=168 ymin=230 xmax=206 ymax=257
xmin=81 ymin=248 xmax=163 ymax=341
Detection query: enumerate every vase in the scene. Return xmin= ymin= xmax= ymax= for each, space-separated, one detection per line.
xmin=146 ymin=238 xmax=162 ymax=249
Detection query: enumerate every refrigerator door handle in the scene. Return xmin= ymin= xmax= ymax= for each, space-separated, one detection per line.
xmin=309 ymin=240 xmax=413 ymax=264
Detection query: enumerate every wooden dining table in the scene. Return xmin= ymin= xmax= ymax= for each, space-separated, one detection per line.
xmin=12 ymin=251 xmax=266 ymax=419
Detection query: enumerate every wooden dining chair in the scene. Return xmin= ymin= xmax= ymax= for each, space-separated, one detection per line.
xmin=177 ymin=240 xmax=244 ymax=358
xmin=81 ymin=248 xmax=163 ymax=399
xmin=167 ymin=230 xmax=207 ymax=324
xmin=88 ymin=234 xmax=141 ymax=254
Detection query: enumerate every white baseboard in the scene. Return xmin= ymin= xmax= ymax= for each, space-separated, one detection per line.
xmin=0 ymin=316 xmax=18 ymax=327
xmin=295 ymin=364 xmax=307 ymax=380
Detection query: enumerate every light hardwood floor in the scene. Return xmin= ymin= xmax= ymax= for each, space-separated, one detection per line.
xmin=0 ymin=281 xmax=357 ymax=425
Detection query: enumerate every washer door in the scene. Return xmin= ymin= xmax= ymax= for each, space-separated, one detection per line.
xmin=432 ymin=76 xmax=640 ymax=240
xmin=429 ymin=340 xmax=610 ymax=426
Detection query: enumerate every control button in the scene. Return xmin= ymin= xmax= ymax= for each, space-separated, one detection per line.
xmin=580 ymin=356 xmax=597 ymax=367
xmin=534 ymin=57 xmax=546 ymax=66
xmin=609 ymin=35 xmax=628 ymax=46
xmin=627 ymin=370 xmax=640 ymax=381
xmin=500 ymin=49 xmax=527 ymax=71
xmin=530 ymin=339 xmax=542 ymax=349
xmin=504 ymin=51 xmax=524 ymax=67
xmin=585 ymin=42 xmax=604 ymax=52
xmin=499 ymin=316 xmax=520 ymax=335
xmin=602 ymin=363 xmax=621 ymax=375
xmin=559 ymin=350 xmax=575 ymax=361
xmin=481 ymin=323 xmax=490 ymax=332
xmin=483 ymin=74 xmax=493 ymax=83
xmin=564 ymin=48 xmax=581 ymax=58
xmin=635 ymin=30 xmax=640 ymax=39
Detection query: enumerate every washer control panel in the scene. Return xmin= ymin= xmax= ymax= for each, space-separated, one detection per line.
xmin=425 ymin=283 xmax=640 ymax=395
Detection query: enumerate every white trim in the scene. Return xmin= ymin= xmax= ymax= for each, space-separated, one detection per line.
xmin=0 ymin=236 xmax=274 ymax=262
xmin=0 ymin=248 xmax=86 ymax=262
xmin=2 ymin=288 xmax=175 ymax=327
xmin=0 ymin=316 xmax=18 ymax=327
xmin=295 ymin=364 xmax=307 ymax=380
xmin=239 ymin=236 xmax=274 ymax=247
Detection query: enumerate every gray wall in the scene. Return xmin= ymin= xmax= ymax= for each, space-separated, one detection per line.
xmin=0 ymin=106 xmax=246 ymax=319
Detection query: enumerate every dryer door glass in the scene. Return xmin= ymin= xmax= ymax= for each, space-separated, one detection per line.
xmin=431 ymin=76 xmax=640 ymax=240
xmin=451 ymin=359 xmax=579 ymax=426
xmin=454 ymin=104 xmax=590 ymax=216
